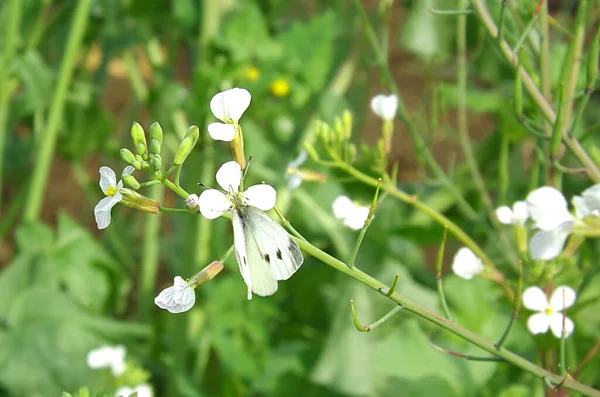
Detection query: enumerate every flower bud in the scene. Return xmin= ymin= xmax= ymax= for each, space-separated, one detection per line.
xmin=342 ymin=110 xmax=353 ymax=139
xmin=149 ymin=155 xmax=162 ymax=172
xmin=120 ymin=148 xmax=136 ymax=164
xmin=188 ymin=261 xmax=224 ymax=287
xmin=131 ymin=122 xmax=147 ymax=155
xmin=184 ymin=125 xmax=200 ymax=146
xmin=174 ymin=136 xmax=194 ymax=165
xmin=120 ymin=189 xmax=160 ymax=214
xmin=347 ymin=143 xmax=358 ymax=164
xmin=303 ymin=141 xmax=320 ymax=161
xmin=131 ymin=160 xmax=143 ymax=170
xmin=122 ymin=175 xmax=140 ymax=190
xmin=136 ymin=142 xmax=148 ymax=158
xmin=150 ymin=139 xmax=161 ymax=155
xmin=185 ymin=194 xmax=199 ymax=210
xmin=150 ymin=122 xmax=163 ymax=146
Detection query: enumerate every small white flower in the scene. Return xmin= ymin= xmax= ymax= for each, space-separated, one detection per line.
xmin=332 ymin=195 xmax=371 ymax=230
xmin=94 ymin=166 xmax=135 ymax=229
xmin=154 ymin=276 xmax=196 ymax=314
xmin=572 ymin=183 xmax=600 ymax=218
xmin=495 ymin=201 xmax=529 ymax=225
xmin=115 ymin=384 xmax=153 ymax=397
xmin=451 ymin=247 xmax=484 ymax=280
xmin=86 ymin=345 xmax=127 ymax=376
xmin=523 ymin=286 xmax=576 ymax=338
xmin=285 ymin=150 xmax=308 ymax=189
xmin=185 ymin=194 xmax=200 ymax=210
xmin=198 ymin=161 xmax=277 ymax=219
xmin=370 ymin=94 xmax=398 ymax=121
xmin=207 ymin=88 xmax=251 ymax=141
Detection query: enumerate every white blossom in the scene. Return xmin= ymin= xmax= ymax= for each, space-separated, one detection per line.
xmin=332 ymin=195 xmax=371 ymax=230
xmin=94 ymin=166 xmax=135 ymax=229
xmin=86 ymin=345 xmax=127 ymax=376
xmin=207 ymin=88 xmax=251 ymax=141
xmin=154 ymin=276 xmax=196 ymax=314
xmin=115 ymin=384 xmax=153 ymax=397
xmin=523 ymin=286 xmax=576 ymax=338
xmin=285 ymin=150 xmax=308 ymax=189
xmin=370 ymin=94 xmax=398 ymax=121
xmin=451 ymin=247 xmax=484 ymax=280
xmin=185 ymin=194 xmax=200 ymax=210
xmin=495 ymin=201 xmax=529 ymax=225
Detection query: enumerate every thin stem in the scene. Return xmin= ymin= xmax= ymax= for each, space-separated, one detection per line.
xmin=470 ymin=0 xmax=600 ymax=182
xmin=23 ymin=0 xmax=93 ymax=221
xmin=429 ymin=8 xmax=473 ymax=16
xmin=273 ymin=205 xmax=306 ymax=241
xmin=294 ymin=237 xmax=600 ymax=396
xmin=435 ymin=226 xmax=451 ymax=320
xmin=574 ymin=340 xmax=600 ymax=378
xmin=350 ymin=300 xmax=403 ymax=332
xmin=348 ymin=178 xmax=381 ymax=268
xmin=496 ymin=260 xmax=523 ymax=349
xmin=159 ymin=206 xmax=190 ymax=214
xmin=497 ymin=1 xmax=507 ymax=41
xmin=430 ymin=342 xmax=504 ymax=362
xmin=140 ymin=180 xmax=162 ymax=188
xmin=162 ymin=178 xmax=189 ymax=199
xmin=219 ymin=245 xmax=234 ymax=263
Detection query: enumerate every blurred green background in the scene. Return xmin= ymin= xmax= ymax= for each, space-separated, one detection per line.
xmin=1 ymin=0 xmax=600 ymax=396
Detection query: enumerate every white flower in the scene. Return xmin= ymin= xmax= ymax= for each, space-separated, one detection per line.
xmin=285 ymin=150 xmax=308 ymax=189
xmin=332 ymin=195 xmax=371 ymax=230
xmin=523 ymin=286 xmax=576 ymax=338
xmin=495 ymin=201 xmax=529 ymax=225
xmin=207 ymin=88 xmax=251 ymax=141
xmin=154 ymin=276 xmax=196 ymax=314
xmin=86 ymin=345 xmax=127 ymax=376
xmin=185 ymin=194 xmax=200 ymax=210
xmin=572 ymin=183 xmax=600 ymax=218
xmin=198 ymin=161 xmax=277 ymax=219
xmin=451 ymin=247 xmax=484 ymax=280
xmin=94 ymin=166 xmax=135 ymax=229
xmin=370 ymin=94 xmax=398 ymax=121
xmin=115 ymin=384 xmax=153 ymax=397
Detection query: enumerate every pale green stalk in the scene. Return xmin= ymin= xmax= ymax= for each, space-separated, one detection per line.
xmin=23 ymin=0 xmax=93 ymax=221
xmin=539 ymin=1 xmax=553 ymax=185
xmin=139 ymin=184 xmax=163 ymax=319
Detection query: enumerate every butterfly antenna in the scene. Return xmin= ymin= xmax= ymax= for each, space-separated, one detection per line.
xmin=241 ymin=155 xmax=253 ymax=184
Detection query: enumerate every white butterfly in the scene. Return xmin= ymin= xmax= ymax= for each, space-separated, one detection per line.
xmin=198 ymin=161 xmax=304 ymax=299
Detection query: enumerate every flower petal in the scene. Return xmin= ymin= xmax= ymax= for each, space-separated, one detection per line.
xmin=208 ymin=122 xmax=235 ymax=141
xmin=370 ymin=94 xmax=398 ymax=121
xmin=527 ymin=312 xmax=550 ymax=335
xmin=522 ymin=286 xmax=549 ymax=311
xmin=549 ymin=286 xmax=577 ymax=310
xmin=549 ymin=313 xmax=574 ymax=338
xmin=529 ymin=227 xmax=571 ymax=260
xmin=451 ymin=247 xmax=484 ymax=280
xmin=512 ymin=201 xmax=529 ymax=224
xmin=198 ymin=189 xmax=231 ymax=219
xmin=287 ymin=150 xmax=308 ymax=170
xmin=343 ymin=206 xmax=369 ymax=230
xmin=244 ymin=184 xmax=277 ymax=211
xmin=122 ymin=166 xmax=135 ymax=177
xmin=216 ymin=161 xmax=241 ymax=192
xmin=94 ymin=195 xmax=122 ymax=229
xmin=495 ymin=206 xmax=514 ymax=224
xmin=154 ymin=278 xmax=196 ymax=314
xmin=210 ymin=87 xmax=251 ymax=122
xmin=99 ymin=166 xmax=117 ymax=194
xmin=115 ymin=386 xmax=134 ymax=397
xmin=527 ymin=186 xmax=573 ymax=230
xmin=132 ymin=384 xmax=153 ymax=397
xmin=332 ymin=195 xmax=354 ymax=219
xmin=287 ymin=174 xmax=302 ymax=190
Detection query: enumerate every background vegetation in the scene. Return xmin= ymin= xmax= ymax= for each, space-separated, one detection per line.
xmin=1 ymin=0 xmax=600 ymax=396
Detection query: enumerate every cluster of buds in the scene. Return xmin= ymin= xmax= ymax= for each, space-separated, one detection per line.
xmin=306 ymin=110 xmax=357 ymax=165
xmin=120 ymin=122 xmax=166 ymax=182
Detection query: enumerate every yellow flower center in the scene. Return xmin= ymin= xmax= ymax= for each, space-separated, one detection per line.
xmin=244 ymin=66 xmax=261 ymax=82
xmin=544 ymin=307 xmax=554 ymax=316
xmin=270 ymin=78 xmax=290 ymax=97
xmin=106 ymin=185 xmax=117 ymax=196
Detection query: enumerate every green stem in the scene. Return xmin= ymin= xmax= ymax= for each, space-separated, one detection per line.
xmin=23 ymin=0 xmax=93 ymax=221
xmin=162 ymin=178 xmax=189 ymax=199
xmin=140 ymin=180 xmax=162 ymax=188
xmin=470 ymin=0 xmax=600 ymax=182
xmin=294 ymin=238 xmax=600 ymax=396
xmin=539 ymin=1 xmax=553 ymax=185
xmin=159 ymin=207 xmax=190 ymax=214
xmin=0 ymin=0 xmax=23 ymax=216
xmin=348 ymin=178 xmax=381 ymax=268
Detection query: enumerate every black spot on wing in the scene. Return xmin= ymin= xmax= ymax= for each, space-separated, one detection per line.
xmin=276 ymin=248 xmax=283 ymax=260
xmin=264 ymin=254 xmax=270 ymax=263
xmin=236 ymin=208 xmax=246 ymax=229
xmin=243 ymin=256 xmax=247 ymax=265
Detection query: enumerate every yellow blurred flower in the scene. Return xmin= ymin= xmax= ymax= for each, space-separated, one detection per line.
xmin=244 ymin=66 xmax=260 ymax=82
xmin=269 ymin=78 xmax=290 ymax=97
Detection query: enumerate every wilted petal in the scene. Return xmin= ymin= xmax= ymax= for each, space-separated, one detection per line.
xmin=549 ymin=286 xmax=577 ymax=310
xmin=451 ymin=247 xmax=484 ymax=280
xmin=332 ymin=195 xmax=354 ymax=219
xmin=94 ymin=194 xmax=122 ymax=229
xmin=512 ymin=201 xmax=529 ymax=224
xmin=527 ymin=312 xmax=550 ymax=335
xmin=198 ymin=189 xmax=231 ymax=219
xmin=527 ymin=186 xmax=573 ymax=230
xmin=154 ymin=277 xmax=195 ymax=314
xmin=522 ymin=286 xmax=549 ymax=311
xmin=548 ymin=313 xmax=574 ymax=338
xmin=495 ymin=206 xmax=514 ymax=224
xmin=529 ymin=227 xmax=571 ymax=260
xmin=210 ymin=88 xmax=251 ymax=122
xmin=244 ymin=184 xmax=277 ymax=211
xmin=370 ymin=94 xmax=398 ymax=121
xmin=99 ymin=166 xmax=117 ymax=194
xmin=216 ymin=161 xmax=241 ymax=192
xmin=208 ymin=122 xmax=235 ymax=142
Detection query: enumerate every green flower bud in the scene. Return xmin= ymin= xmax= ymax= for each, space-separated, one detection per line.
xmin=120 ymin=148 xmax=136 ymax=164
xmin=347 ymin=143 xmax=357 ymax=164
xmin=141 ymin=161 xmax=150 ymax=171
xmin=150 ymin=139 xmax=161 ymax=155
xmin=185 ymin=125 xmax=200 ymax=146
xmin=334 ymin=117 xmax=344 ymax=142
xmin=132 ymin=160 xmax=143 ymax=170
xmin=174 ymin=136 xmax=194 ymax=165
xmin=149 ymin=155 xmax=162 ymax=172
xmin=135 ymin=154 xmax=144 ymax=162
xmin=122 ymin=174 xmax=141 ymax=190
xmin=303 ymin=141 xmax=320 ymax=161
xmin=131 ymin=122 xmax=147 ymax=155
xmin=150 ymin=122 xmax=163 ymax=145
xmin=342 ymin=110 xmax=353 ymax=139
